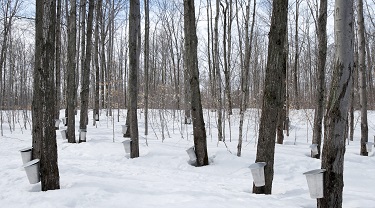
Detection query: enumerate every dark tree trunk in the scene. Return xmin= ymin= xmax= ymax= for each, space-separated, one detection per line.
xmin=79 ymin=0 xmax=94 ymax=142
xmin=144 ymin=0 xmax=149 ymax=135
xmin=184 ymin=0 xmax=209 ymax=167
xmin=318 ymin=1 xmax=354 ymax=207
xmin=357 ymin=0 xmax=368 ymax=156
xmin=128 ymin=0 xmax=140 ymax=158
xmin=55 ymin=0 xmax=62 ymax=120
xmin=93 ymin=0 xmax=102 ymax=124
xmin=312 ymin=0 xmax=327 ymax=159
xmin=66 ymin=0 xmax=77 ymax=143
xmin=253 ymin=0 xmax=288 ymax=194
xmin=33 ymin=0 xmax=60 ymax=191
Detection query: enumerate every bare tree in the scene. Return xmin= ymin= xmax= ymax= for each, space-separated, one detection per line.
xmin=79 ymin=0 xmax=95 ymax=142
xmin=66 ymin=0 xmax=77 ymax=143
xmin=311 ymin=0 xmax=327 ymax=159
xmin=253 ymin=0 xmax=288 ymax=194
xmin=33 ymin=0 xmax=60 ymax=191
xmin=318 ymin=0 xmax=354 ymax=207
xmin=144 ymin=0 xmax=149 ymax=135
xmin=357 ymin=0 xmax=368 ymax=156
xmin=128 ymin=0 xmax=140 ymax=158
xmin=184 ymin=0 xmax=209 ymax=166
xmin=55 ymin=0 xmax=62 ymax=119
xmin=238 ymin=0 xmax=256 ymax=157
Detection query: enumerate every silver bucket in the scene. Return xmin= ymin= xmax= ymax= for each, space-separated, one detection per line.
xmin=121 ymin=125 xmax=128 ymax=134
xmin=249 ymin=162 xmax=267 ymax=187
xmin=366 ymin=142 xmax=374 ymax=152
xmin=19 ymin=147 xmax=33 ymax=164
xmin=310 ymin=144 xmax=318 ymax=156
xmin=62 ymin=117 xmax=67 ymax=126
xmin=95 ymin=114 xmax=99 ymax=121
xmin=23 ymin=159 xmax=41 ymax=184
xmin=122 ymin=140 xmax=131 ymax=154
xmin=60 ymin=130 xmax=67 ymax=140
xmin=79 ymin=129 xmax=87 ymax=141
xmin=303 ymin=169 xmax=326 ymax=198
xmin=55 ymin=119 xmax=61 ymax=129
xmin=186 ymin=146 xmax=197 ymax=161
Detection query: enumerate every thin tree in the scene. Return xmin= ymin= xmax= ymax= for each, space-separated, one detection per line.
xmin=144 ymin=0 xmax=149 ymax=135
xmin=66 ymin=0 xmax=77 ymax=143
xmin=55 ymin=0 xmax=62 ymax=119
xmin=214 ymin=0 xmax=223 ymax=141
xmin=311 ymin=0 xmax=327 ymax=159
xmin=128 ymin=0 xmax=140 ymax=158
xmin=253 ymin=0 xmax=288 ymax=194
xmin=79 ymin=0 xmax=95 ymax=142
xmin=293 ymin=0 xmax=300 ymax=109
xmin=238 ymin=0 xmax=256 ymax=156
xmin=93 ymin=0 xmax=102 ymax=124
xmin=184 ymin=0 xmax=209 ymax=166
xmin=357 ymin=0 xmax=368 ymax=156
xmin=318 ymin=0 xmax=354 ymax=207
xmin=33 ymin=0 xmax=60 ymax=191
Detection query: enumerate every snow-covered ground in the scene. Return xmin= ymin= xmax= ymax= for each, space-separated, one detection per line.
xmin=1 ymin=109 xmax=375 ymax=208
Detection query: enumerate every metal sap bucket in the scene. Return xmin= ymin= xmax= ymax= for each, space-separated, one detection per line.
xmin=249 ymin=162 xmax=267 ymax=187
xmin=79 ymin=129 xmax=87 ymax=141
xmin=303 ymin=169 xmax=326 ymax=198
xmin=60 ymin=129 xmax=67 ymax=139
xmin=366 ymin=142 xmax=374 ymax=152
xmin=122 ymin=125 xmax=128 ymax=134
xmin=186 ymin=146 xmax=197 ymax=162
xmin=122 ymin=140 xmax=132 ymax=154
xmin=23 ymin=159 xmax=41 ymax=184
xmin=19 ymin=147 xmax=33 ymax=164
xmin=310 ymin=144 xmax=318 ymax=156
xmin=55 ymin=119 xmax=61 ymax=130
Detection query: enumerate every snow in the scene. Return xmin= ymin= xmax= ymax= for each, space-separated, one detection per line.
xmin=1 ymin=109 xmax=375 ymax=208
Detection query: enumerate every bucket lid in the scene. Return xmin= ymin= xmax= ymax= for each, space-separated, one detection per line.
xmin=249 ymin=162 xmax=266 ymax=169
xmin=303 ymin=169 xmax=326 ymax=175
xmin=366 ymin=142 xmax=374 ymax=145
xmin=310 ymin=144 xmax=318 ymax=148
xmin=19 ymin=147 xmax=33 ymax=152
xmin=122 ymin=140 xmax=131 ymax=143
xmin=23 ymin=159 xmax=40 ymax=168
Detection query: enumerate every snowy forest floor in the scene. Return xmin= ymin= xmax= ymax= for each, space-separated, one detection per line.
xmin=1 ymin=109 xmax=375 ymax=208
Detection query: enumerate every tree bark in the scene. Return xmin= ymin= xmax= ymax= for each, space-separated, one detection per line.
xmin=253 ymin=0 xmax=288 ymax=194
xmin=184 ymin=0 xmax=209 ymax=167
xmin=357 ymin=0 xmax=368 ymax=156
xmin=93 ymin=0 xmax=102 ymax=124
xmin=318 ymin=0 xmax=353 ymax=207
xmin=66 ymin=0 xmax=77 ymax=143
xmin=312 ymin=0 xmax=327 ymax=159
xmin=128 ymin=0 xmax=140 ymax=158
xmin=214 ymin=0 xmax=223 ymax=141
xmin=33 ymin=0 xmax=60 ymax=191
xmin=55 ymin=0 xmax=62 ymax=120
xmin=79 ymin=0 xmax=94 ymax=142
xmin=144 ymin=0 xmax=149 ymax=135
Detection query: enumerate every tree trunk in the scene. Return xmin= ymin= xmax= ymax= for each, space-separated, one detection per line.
xmin=312 ymin=0 xmax=327 ymax=159
xmin=33 ymin=0 xmax=60 ymax=191
xmin=318 ymin=1 xmax=353 ymax=207
xmin=293 ymin=0 xmax=300 ymax=109
xmin=238 ymin=0 xmax=256 ymax=156
xmin=79 ymin=0 xmax=94 ymax=142
xmin=128 ymin=0 xmax=140 ymax=158
xmin=55 ymin=0 xmax=62 ymax=120
xmin=184 ymin=0 xmax=209 ymax=167
xmin=66 ymin=0 xmax=77 ymax=143
xmin=253 ymin=0 xmax=288 ymax=194
xmin=144 ymin=0 xmax=149 ymax=135
xmin=214 ymin=0 xmax=223 ymax=141
xmin=93 ymin=0 xmax=102 ymax=124
xmin=357 ymin=0 xmax=368 ymax=156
